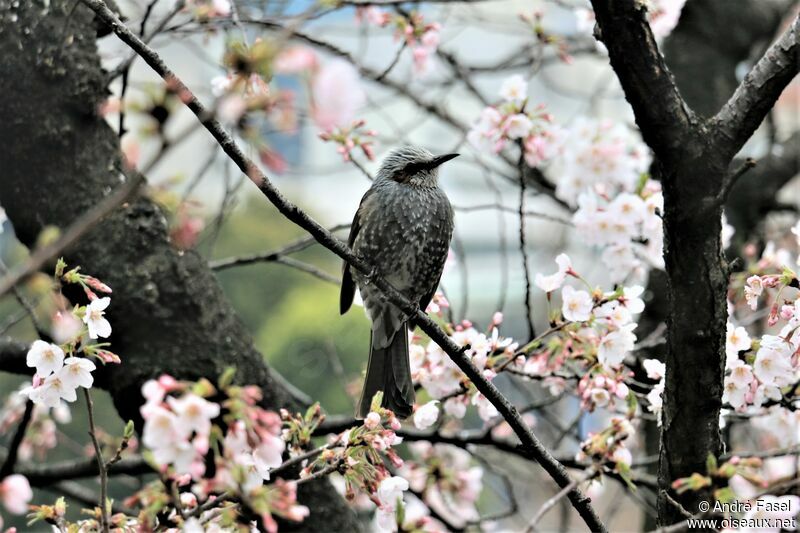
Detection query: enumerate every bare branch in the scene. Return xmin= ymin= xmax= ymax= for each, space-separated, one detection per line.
xmin=0 ymin=338 xmax=30 ymax=376
xmin=0 ymin=399 xmax=34 ymax=478
xmin=14 ymin=456 xmax=150 ymax=486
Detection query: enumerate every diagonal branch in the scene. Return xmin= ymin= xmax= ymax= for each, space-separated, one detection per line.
xmin=712 ymin=15 xmax=800 ymax=160
xmin=0 ymin=338 xmax=31 ymax=376
xmin=588 ymin=0 xmax=696 ymax=162
xmin=81 ymin=1 xmax=606 ymax=530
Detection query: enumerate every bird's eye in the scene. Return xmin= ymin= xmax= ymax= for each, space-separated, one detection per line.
xmin=402 ymin=162 xmax=425 ymax=175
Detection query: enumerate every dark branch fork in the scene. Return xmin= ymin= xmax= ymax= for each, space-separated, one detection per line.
xmin=78 ymin=1 xmax=606 ymax=530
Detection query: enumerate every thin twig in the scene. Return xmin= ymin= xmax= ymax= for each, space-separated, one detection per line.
xmin=0 ymin=399 xmax=35 ymax=478
xmin=83 ymin=388 xmax=110 ymax=533
xmin=526 ymin=468 xmax=598 ymax=532
xmin=518 ymin=157 xmax=536 ymax=341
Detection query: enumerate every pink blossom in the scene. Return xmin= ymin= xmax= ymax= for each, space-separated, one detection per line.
xmin=57 ymin=357 xmax=95 ymax=390
xmin=274 ymin=46 xmax=318 ymax=74
xmin=167 ymin=393 xmax=220 ymax=438
xmin=364 ymin=412 xmax=381 ymax=429
xmin=498 ymin=74 xmax=527 ymax=104
xmin=311 ymin=60 xmax=366 ymax=130
xmin=0 ymin=475 xmax=32 ymax=515
xmin=51 ymin=311 xmax=82 ymax=344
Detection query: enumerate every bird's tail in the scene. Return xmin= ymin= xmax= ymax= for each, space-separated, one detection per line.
xmin=357 ymin=325 xmax=414 ymax=419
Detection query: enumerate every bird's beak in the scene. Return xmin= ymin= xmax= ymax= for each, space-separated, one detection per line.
xmin=428 ymin=153 xmax=460 ymax=169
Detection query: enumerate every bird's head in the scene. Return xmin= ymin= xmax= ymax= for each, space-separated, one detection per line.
xmin=376 ymin=145 xmax=459 ymax=187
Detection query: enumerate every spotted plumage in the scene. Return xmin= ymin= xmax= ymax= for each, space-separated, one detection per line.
xmin=340 ymin=146 xmax=457 ymax=418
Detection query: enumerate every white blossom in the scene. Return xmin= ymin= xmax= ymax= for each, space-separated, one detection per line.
xmin=26 ymin=340 xmax=64 ymax=377
xmin=561 ymin=285 xmax=593 ymax=322
xmin=413 ymin=401 xmax=439 ymax=430
xmin=57 ymin=357 xmax=95 ymax=389
xmin=84 ymin=297 xmax=112 ymax=339
xmin=498 ymin=74 xmax=527 ymax=104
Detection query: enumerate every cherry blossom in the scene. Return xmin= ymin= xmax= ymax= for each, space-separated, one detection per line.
xmin=642 ymin=359 xmax=665 ymax=380
xmin=311 ymin=60 xmax=366 ymax=130
xmin=646 ymin=380 xmax=665 ymax=423
xmin=534 ymin=253 xmax=573 ymax=292
xmin=57 ymin=357 xmax=96 ymax=389
xmin=365 ymin=411 xmax=382 ymax=429
xmin=167 ymin=393 xmax=220 ymax=438
xmin=725 ymin=323 xmax=751 ymax=366
xmin=0 ymin=474 xmax=32 ymax=515
xmin=561 ymin=285 xmax=593 ymax=322
xmin=34 ymin=373 xmax=78 ymax=408
xmin=274 ymin=46 xmax=318 ymax=74
xmin=753 ymin=335 xmax=794 ymax=387
xmin=26 ymin=340 xmax=64 ymax=377
xmin=83 ymin=297 xmax=112 ymax=339
xmin=413 ymin=400 xmax=439 ymax=430
xmin=499 ymin=74 xmax=527 ymax=104
xmin=597 ymin=324 xmax=637 ymax=368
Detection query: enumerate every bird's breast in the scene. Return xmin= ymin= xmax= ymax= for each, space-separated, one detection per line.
xmin=353 ymin=185 xmax=453 ymax=296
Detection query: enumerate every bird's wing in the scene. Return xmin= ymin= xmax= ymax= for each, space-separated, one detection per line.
xmin=340 ymin=188 xmax=374 ymax=315
xmin=410 ymin=198 xmax=454 ymax=330
xmin=410 ymin=281 xmax=441 ymax=331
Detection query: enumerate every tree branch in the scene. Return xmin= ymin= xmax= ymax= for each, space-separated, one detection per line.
xmin=82 ymin=1 xmax=606 ymax=529
xmin=0 ymin=338 xmax=30 ymax=376
xmin=588 ymin=0 xmax=696 ymax=162
xmin=712 ymin=15 xmax=799 ymax=159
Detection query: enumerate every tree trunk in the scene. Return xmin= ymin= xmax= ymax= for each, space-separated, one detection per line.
xmin=0 ymin=1 xmax=360 ymax=530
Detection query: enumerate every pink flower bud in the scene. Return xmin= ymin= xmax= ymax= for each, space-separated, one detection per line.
xmin=84 ymin=276 xmax=112 ymax=293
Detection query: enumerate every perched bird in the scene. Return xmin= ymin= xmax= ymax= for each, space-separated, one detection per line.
xmin=340 ymin=146 xmax=457 ymax=419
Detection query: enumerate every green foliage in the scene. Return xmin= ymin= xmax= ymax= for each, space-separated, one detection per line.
xmin=255 ymin=282 xmax=370 ymax=415
xmin=208 ymin=195 xmax=369 ymax=415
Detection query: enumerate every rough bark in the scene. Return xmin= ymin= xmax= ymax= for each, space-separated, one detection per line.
xmin=0 ymin=1 xmax=360 ymax=530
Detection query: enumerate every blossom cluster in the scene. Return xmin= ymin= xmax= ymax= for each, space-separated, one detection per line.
xmin=409 ymin=312 xmax=516 ymax=423
xmin=400 ymin=443 xmax=483 ymax=528
xmin=559 ymin=119 xmax=661 ymax=282
xmin=722 ymin=260 xmax=799 ymax=420
xmin=527 ymin=254 xmax=646 ymax=410
xmin=318 ymin=119 xmax=377 ymax=163
xmin=21 ymin=261 xmax=119 ymax=408
xmin=356 ymin=8 xmax=441 ymax=75
xmin=468 ymin=75 xmax=562 ymax=167
xmin=0 ymin=385 xmax=71 ymax=462
xmin=468 ymin=75 xmax=665 ymax=281
xmin=137 ymin=372 xmax=305 ymax=531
